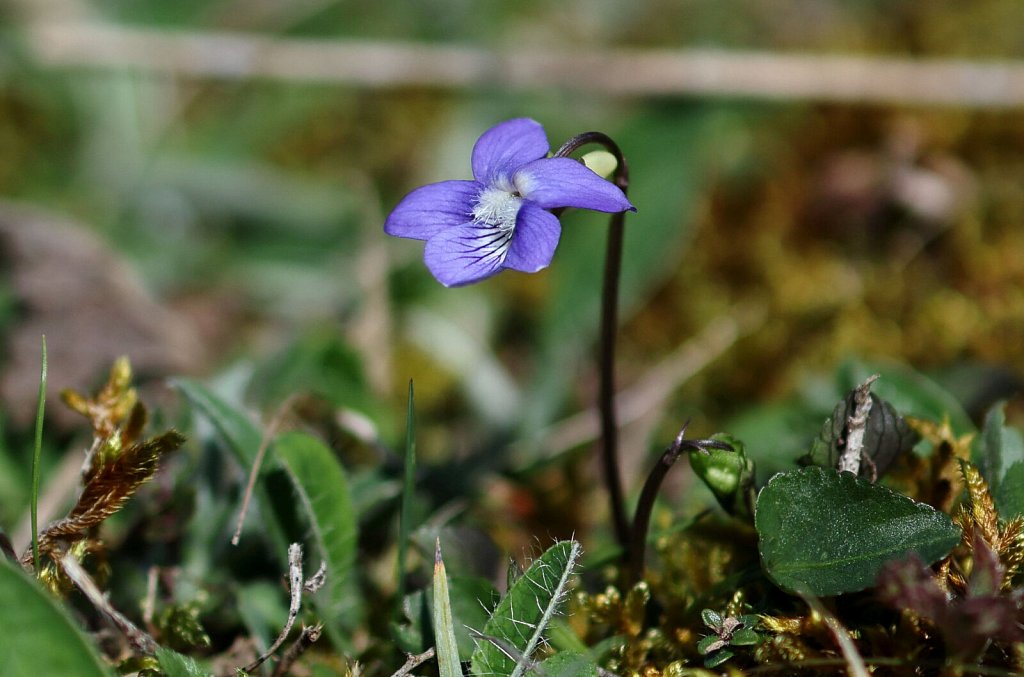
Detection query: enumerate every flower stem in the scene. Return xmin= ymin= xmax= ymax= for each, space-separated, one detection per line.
xmin=630 ymin=425 xmax=733 ymax=582
xmin=553 ymin=132 xmax=632 ymax=566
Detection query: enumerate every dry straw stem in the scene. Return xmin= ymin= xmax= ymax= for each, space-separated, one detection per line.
xmin=23 ymin=22 xmax=1024 ymax=107
xmin=837 ymin=374 xmax=879 ymax=477
xmin=242 ymin=543 xmax=326 ymax=674
xmin=60 ymin=547 xmax=158 ymax=654
xmin=389 ymin=648 xmax=436 ymax=677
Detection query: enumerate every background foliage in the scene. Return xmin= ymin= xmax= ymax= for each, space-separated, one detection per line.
xmin=3 ymin=1 xmax=1024 ymax=675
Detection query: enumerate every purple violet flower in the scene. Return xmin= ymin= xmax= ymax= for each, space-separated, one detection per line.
xmin=384 ymin=118 xmax=635 ymax=287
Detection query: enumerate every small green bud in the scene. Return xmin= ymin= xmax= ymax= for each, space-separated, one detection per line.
xmin=581 ymin=150 xmax=618 ymax=178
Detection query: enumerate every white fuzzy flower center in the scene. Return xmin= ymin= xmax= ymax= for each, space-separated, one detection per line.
xmin=472 ymin=185 xmax=522 ymax=232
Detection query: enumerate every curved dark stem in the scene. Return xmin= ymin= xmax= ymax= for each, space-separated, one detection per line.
xmin=630 ymin=424 xmax=733 ymax=582
xmin=552 ymin=132 xmax=633 ymax=567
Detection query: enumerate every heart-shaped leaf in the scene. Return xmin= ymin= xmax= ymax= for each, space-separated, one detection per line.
xmin=756 ymin=467 xmax=960 ymax=596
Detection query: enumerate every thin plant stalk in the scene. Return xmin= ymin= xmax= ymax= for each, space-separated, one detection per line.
xmin=553 ymin=132 xmax=632 ymax=564
xmin=630 ymin=425 xmax=732 ymax=582
xmin=395 ymin=380 xmax=416 ymax=616
xmin=31 ymin=335 xmax=47 ymax=574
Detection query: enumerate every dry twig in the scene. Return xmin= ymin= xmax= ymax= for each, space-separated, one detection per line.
xmin=24 ymin=22 xmax=1024 ymax=107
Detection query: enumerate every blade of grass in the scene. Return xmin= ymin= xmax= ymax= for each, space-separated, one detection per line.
xmin=396 ymin=380 xmax=416 ymax=617
xmin=433 ymin=539 xmax=462 ymax=677
xmin=31 ymin=335 xmax=47 ymax=574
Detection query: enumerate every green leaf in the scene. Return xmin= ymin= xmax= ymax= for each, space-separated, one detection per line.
xmin=731 ymin=628 xmax=760 ymax=646
xmin=978 ymin=402 xmax=1024 ymax=518
xmin=155 ymin=646 xmax=211 ymax=677
xmin=700 ymin=608 xmax=722 ymax=630
xmin=531 ymin=651 xmax=599 ymax=677
xmin=393 ymin=576 xmax=498 ymax=660
xmin=755 ymin=467 xmax=961 ymax=596
xmin=391 ymin=590 xmax=431 ymax=654
xmin=175 ymin=378 xmax=291 ymax=557
xmin=174 ymin=378 xmax=262 ymax=466
xmin=247 ymin=329 xmax=369 ymax=411
xmin=433 ymin=542 xmax=462 ymax=677
xmin=0 ymin=557 xmax=111 ymax=677
xmin=273 ymin=431 xmax=360 ymax=649
xmin=235 ymin=581 xmax=288 ymax=652
xmin=704 ymin=649 xmax=734 ymax=668
xmin=696 ymin=635 xmax=721 ymax=655
xmin=446 ymin=577 xmax=499 ymax=660
xmin=997 ymin=462 xmax=1024 ymax=521
xmin=727 ymin=401 xmax=827 ymax=485
xmin=470 ymin=541 xmax=582 ymax=677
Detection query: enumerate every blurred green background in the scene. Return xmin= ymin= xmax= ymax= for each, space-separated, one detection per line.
xmin=3 ymin=0 xmax=1024 ymax=542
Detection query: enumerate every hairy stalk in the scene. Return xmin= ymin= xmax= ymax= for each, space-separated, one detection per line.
xmin=553 ymin=132 xmax=632 ymax=565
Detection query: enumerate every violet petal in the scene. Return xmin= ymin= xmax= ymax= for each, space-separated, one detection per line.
xmin=516 ymin=157 xmax=635 ymax=213
xmin=471 ymin=118 xmax=549 ymax=184
xmin=503 ymin=203 xmax=561 ymax=273
xmin=423 ymin=222 xmax=511 ymax=287
xmin=384 ymin=180 xmax=481 ymax=241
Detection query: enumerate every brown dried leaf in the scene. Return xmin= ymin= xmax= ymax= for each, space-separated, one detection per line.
xmin=60 ymin=356 xmax=138 ymax=439
xmin=29 ymin=430 xmax=185 ymax=563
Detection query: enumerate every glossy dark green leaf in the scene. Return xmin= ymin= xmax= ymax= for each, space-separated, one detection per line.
xmin=731 ymin=628 xmax=760 ymax=646
xmin=0 ymin=557 xmax=110 ymax=677
xmin=697 ymin=635 xmax=721 ymax=654
xmin=700 ymin=608 xmax=722 ymax=629
xmin=756 ymin=467 xmax=961 ymax=596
